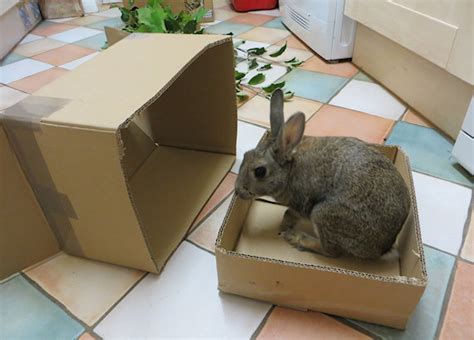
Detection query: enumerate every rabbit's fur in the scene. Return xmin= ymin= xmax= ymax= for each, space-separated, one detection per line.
xmin=235 ymin=89 xmax=411 ymax=259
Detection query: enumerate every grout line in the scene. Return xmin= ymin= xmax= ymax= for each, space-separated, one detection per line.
xmin=424 ymin=243 xmax=457 ymax=259
xmin=410 ymin=169 xmax=473 ymax=190
xmin=334 ymin=316 xmax=381 ymax=339
xmin=458 ymin=191 xmax=473 ymax=259
xmin=21 ymin=250 xmax=63 ymax=274
xmin=185 ymin=239 xmax=216 ymax=256
xmin=21 ymin=273 xmax=101 ymax=338
xmin=90 ymin=271 xmax=149 ymax=329
xmin=187 ymin=190 xmax=235 ymax=236
xmin=433 ymin=253 xmax=458 ymax=339
xmin=250 ymin=305 xmax=275 ymax=339
xmin=433 ymin=191 xmax=474 ymax=337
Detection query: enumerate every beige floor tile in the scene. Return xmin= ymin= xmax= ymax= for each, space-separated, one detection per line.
xmin=238 ymin=27 xmax=291 ymax=44
xmin=25 ymin=253 xmax=144 ymax=325
xmin=238 ymin=95 xmax=322 ymax=128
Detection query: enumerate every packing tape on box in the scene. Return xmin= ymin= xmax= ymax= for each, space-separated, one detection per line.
xmin=2 ymin=95 xmax=83 ymax=255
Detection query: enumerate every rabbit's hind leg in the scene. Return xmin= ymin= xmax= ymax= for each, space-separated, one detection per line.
xmin=278 ymin=208 xmax=301 ymax=232
xmin=280 ymin=229 xmax=339 ymax=257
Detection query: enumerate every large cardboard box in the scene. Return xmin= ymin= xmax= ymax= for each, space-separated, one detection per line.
xmin=216 ymin=145 xmax=427 ymax=329
xmin=2 ymin=33 xmax=236 ymax=277
xmin=125 ymin=0 xmax=214 ymax=22
xmin=0 ymin=122 xmax=59 ymax=280
xmin=0 ymin=0 xmax=42 ymax=60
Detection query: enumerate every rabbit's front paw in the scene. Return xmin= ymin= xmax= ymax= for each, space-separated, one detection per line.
xmin=280 ymin=229 xmax=304 ymax=249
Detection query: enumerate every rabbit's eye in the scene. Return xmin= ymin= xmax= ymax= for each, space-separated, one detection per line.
xmin=254 ymin=166 xmax=267 ymax=179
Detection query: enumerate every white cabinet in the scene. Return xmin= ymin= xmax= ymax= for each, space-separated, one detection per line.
xmin=453 ymin=96 xmax=474 ymax=175
xmin=344 ymin=0 xmax=473 ymax=85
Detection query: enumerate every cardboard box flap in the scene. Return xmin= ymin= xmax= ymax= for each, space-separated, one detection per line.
xmin=34 ymin=34 xmax=233 ymax=131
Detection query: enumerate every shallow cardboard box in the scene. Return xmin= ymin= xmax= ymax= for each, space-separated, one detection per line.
xmin=0 ymin=0 xmax=42 ymax=59
xmin=125 ymin=0 xmax=214 ymax=22
xmin=0 ymin=123 xmax=60 ymax=280
xmin=2 ymin=33 xmax=236 ymax=276
xmin=216 ymin=145 xmax=427 ymax=329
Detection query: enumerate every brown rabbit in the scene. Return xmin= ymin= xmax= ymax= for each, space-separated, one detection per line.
xmin=235 ymin=89 xmax=411 ymax=259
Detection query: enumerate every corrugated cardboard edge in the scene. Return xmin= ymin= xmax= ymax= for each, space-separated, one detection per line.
xmin=114 ymin=34 xmax=234 ymax=273
xmin=215 ymin=145 xmax=428 ymax=286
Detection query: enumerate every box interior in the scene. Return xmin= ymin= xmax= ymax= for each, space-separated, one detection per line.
xmin=118 ymin=41 xmax=236 ymax=268
xmin=219 ymin=147 xmax=424 ymax=280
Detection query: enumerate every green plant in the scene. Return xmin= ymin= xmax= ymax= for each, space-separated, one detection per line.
xmin=234 ymin=41 xmax=303 ymax=102
xmin=116 ymin=1 xmax=304 ymax=102
xmin=118 ymin=0 xmax=207 ymax=34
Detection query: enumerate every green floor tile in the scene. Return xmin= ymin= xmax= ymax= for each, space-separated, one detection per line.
xmin=0 ymin=53 xmax=26 ymax=66
xmin=386 ymin=121 xmax=473 ymax=187
xmin=348 ymin=246 xmax=455 ymax=339
xmin=353 ymin=71 xmax=374 ymax=83
xmin=87 ymin=18 xmax=124 ymax=31
xmin=0 ymin=275 xmax=84 ymax=339
xmin=263 ymin=18 xmax=287 ymax=30
xmin=74 ymin=32 xmax=107 ymax=50
xmin=279 ymin=68 xmax=349 ymax=103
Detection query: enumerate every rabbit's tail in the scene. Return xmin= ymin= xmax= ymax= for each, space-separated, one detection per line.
xmin=380 ymin=247 xmax=399 ymax=261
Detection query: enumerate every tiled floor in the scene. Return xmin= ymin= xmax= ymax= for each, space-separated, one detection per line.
xmin=1 ymin=2 xmax=473 ymax=339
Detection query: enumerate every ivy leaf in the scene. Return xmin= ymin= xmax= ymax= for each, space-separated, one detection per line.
xmin=257 ymin=63 xmax=272 ymax=71
xmin=235 ymin=71 xmax=246 ymax=80
xmin=269 ymin=42 xmax=287 ymax=57
xmin=287 ymin=66 xmax=293 ymax=72
xmin=165 ymin=18 xmax=180 ymax=32
xmin=248 ymin=58 xmax=258 ymax=70
xmin=285 ymin=57 xmax=296 ymax=63
xmin=290 ymin=60 xmax=303 ymax=67
xmin=247 ymin=47 xmax=266 ymax=56
xmin=194 ymin=27 xmax=204 ymax=34
xmin=284 ymin=91 xmax=295 ymax=101
xmin=137 ymin=6 xmax=166 ymax=32
xmin=248 ymin=73 xmax=265 ymax=85
xmin=236 ymin=92 xmax=249 ymax=102
xmin=262 ymin=81 xmax=285 ymax=93
xmin=193 ymin=7 xmax=208 ymax=22
xmin=183 ymin=19 xmax=197 ymax=33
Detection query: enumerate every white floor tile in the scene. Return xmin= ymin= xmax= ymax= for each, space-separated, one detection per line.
xmin=98 ymin=7 xmax=121 ymax=18
xmin=95 ymin=242 xmax=271 ymax=338
xmin=249 ymin=8 xmax=280 ymax=16
xmin=48 ymin=17 xmax=75 ymax=23
xmin=234 ymin=39 xmax=272 ymax=59
xmin=236 ymin=59 xmax=287 ymax=89
xmin=0 ymin=59 xmax=53 ymax=84
xmin=413 ymin=172 xmax=471 ymax=255
xmin=20 ymin=34 xmax=43 ymax=45
xmin=60 ymin=52 xmax=100 ymax=70
xmin=264 ymin=45 xmax=314 ymax=63
xmin=49 ymin=27 xmax=102 ymax=43
xmin=232 ymin=120 xmax=267 ymax=173
xmin=329 ymin=79 xmax=406 ymax=120
xmin=0 ymin=87 xmax=28 ymax=111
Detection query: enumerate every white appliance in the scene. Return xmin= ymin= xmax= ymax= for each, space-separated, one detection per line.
xmin=280 ymin=0 xmax=356 ymax=60
xmin=452 ymin=96 xmax=474 ymax=175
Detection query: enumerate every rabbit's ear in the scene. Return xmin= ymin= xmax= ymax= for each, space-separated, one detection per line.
xmin=270 ymin=89 xmax=284 ymax=139
xmin=280 ymin=112 xmax=305 ymax=154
